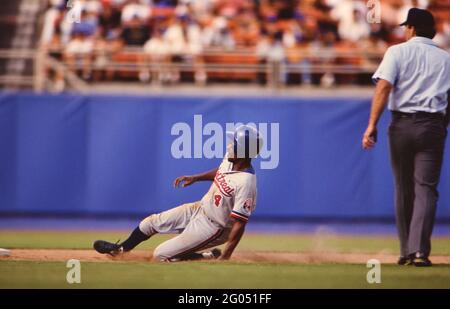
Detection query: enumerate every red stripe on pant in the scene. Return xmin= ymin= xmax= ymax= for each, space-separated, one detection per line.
xmin=170 ymin=228 xmax=224 ymax=260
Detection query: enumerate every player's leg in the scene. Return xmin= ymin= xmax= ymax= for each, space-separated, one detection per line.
xmin=137 ymin=202 xmax=201 ymax=236
xmin=171 ymin=228 xmax=231 ymax=261
xmin=93 ymin=202 xmax=201 ymax=255
xmin=185 ymin=229 xmax=231 ymax=260
xmin=152 ymin=213 xmax=229 ymax=262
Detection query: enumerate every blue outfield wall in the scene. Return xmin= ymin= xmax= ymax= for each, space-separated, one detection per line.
xmin=0 ymin=92 xmax=449 ymax=220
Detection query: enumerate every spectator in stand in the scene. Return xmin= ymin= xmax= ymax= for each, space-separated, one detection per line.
xmin=202 ymin=16 xmax=235 ymax=50
xmin=121 ymin=14 xmax=150 ymax=46
xmin=93 ymin=1 xmax=123 ymax=81
xmin=80 ymin=0 xmax=103 ymax=15
xmin=434 ymin=20 xmax=450 ymax=48
xmin=143 ymin=28 xmax=170 ymax=83
xmin=272 ymin=0 xmax=298 ymax=20
xmin=310 ymin=30 xmax=338 ymax=87
xmin=154 ymin=0 xmax=179 ymax=6
xmin=163 ymin=14 xmax=205 ymax=83
xmin=256 ymin=28 xmax=270 ymax=84
xmin=341 ymin=8 xmax=370 ymax=42
xmin=257 ymin=30 xmax=286 ymax=86
xmin=362 ymin=25 xmax=389 ymax=59
xmin=282 ymin=18 xmax=314 ymax=85
xmin=40 ymin=0 xmax=65 ymax=47
xmin=99 ymin=1 xmax=123 ymax=40
xmin=298 ymin=14 xmax=320 ymax=43
xmin=39 ymin=0 xmax=450 ymax=88
xmin=40 ymin=0 xmax=66 ymax=92
xmin=282 ymin=20 xmax=303 ymax=48
xmin=121 ymin=0 xmax=151 ymax=24
xmin=186 ymin=0 xmax=214 ymax=20
xmin=233 ymin=4 xmax=260 ymax=47
xmin=331 ymin=0 xmax=369 ymax=42
xmin=312 ymin=0 xmax=338 ymax=37
xmin=216 ymin=0 xmax=246 ymax=19
xmin=64 ymin=9 xmax=99 ymax=81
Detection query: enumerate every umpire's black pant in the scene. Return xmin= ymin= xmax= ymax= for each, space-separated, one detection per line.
xmin=389 ymin=111 xmax=447 ymax=257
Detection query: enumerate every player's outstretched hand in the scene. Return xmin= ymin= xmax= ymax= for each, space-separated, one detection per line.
xmin=173 ymin=175 xmax=197 ymax=188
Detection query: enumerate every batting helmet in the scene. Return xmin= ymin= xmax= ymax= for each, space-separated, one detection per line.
xmin=226 ymin=125 xmax=264 ymax=159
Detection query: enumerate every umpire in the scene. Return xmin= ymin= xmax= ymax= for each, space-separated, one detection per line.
xmin=362 ymin=8 xmax=450 ymax=266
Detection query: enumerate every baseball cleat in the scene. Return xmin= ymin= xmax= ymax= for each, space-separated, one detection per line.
xmin=93 ymin=240 xmax=123 ymax=256
xmin=201 ymin=248 xmax=222 ymax=260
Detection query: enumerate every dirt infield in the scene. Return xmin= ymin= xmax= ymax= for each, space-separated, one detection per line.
xmin=2 ymin=249 xmax=450 ymax=264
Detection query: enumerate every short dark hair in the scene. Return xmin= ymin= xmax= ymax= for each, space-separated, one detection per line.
xmin=414 ymin=26 xmax=436 ymax=39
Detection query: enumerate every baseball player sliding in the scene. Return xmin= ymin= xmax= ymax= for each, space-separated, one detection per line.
xmin=94 ymin=125 xmax=263 ymax=262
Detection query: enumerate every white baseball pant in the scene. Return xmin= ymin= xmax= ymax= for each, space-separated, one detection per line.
xmin=139 ymin=202 xmax=230 ymax=261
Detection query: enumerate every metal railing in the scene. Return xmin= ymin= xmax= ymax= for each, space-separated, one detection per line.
xmin=0 ymin=48 xmax=89 ymax=92
xmin=0 ymin=46 xmax=398 ymax=91
xmin=0 ymin=49 xmax=35 ymax=87
xmin=37 ymin=45 xmax=386 ymax=89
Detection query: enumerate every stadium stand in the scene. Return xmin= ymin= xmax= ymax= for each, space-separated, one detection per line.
xmin=0 ymin=0 xmax=449 ymax=92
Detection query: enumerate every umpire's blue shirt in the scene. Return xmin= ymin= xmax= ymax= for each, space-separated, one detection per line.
xmin=372 ymin=36 xmax=450 ymax=114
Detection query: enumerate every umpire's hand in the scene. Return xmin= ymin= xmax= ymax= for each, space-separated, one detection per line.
xmin=362 ymin=125 xmax=377 ymax=150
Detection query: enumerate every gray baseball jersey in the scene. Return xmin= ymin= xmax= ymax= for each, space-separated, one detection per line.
xmin=139 ymin=155 xmax=257 ymax=261
xmin=201 ymin=154 xmax=257 ymax=228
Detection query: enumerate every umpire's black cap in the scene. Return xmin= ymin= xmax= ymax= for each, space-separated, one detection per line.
xmin=399 ymin=8 xmax=435 ymax=28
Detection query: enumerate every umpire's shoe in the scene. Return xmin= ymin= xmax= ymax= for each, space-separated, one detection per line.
xmin=410 ymin=252 xmax=432 ymax=267
xmin=397 ymin=256 xmax=413 ymax=266
xmin=93 ymin=240 xmax=123 ymax=256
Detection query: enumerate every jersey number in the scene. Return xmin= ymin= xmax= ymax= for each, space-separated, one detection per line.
xmin=214 ymin=195 xmax=222 ymax=207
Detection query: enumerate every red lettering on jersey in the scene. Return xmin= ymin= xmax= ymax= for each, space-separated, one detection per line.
xmin=214 ymin=195 xmax=222 ymax=207
xmin=214 ymin=172 xmax=234 ymax=197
